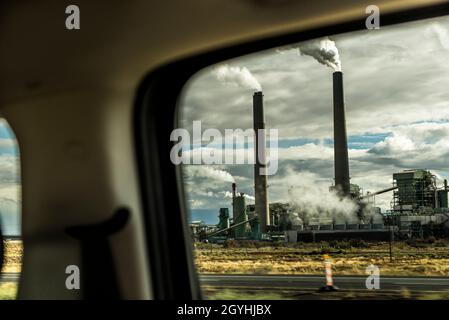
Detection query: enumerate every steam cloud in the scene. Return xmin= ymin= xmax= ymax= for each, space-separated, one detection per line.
xmin=213 ymin=64 xmax=262 ymax=91
xmin=186 ymin=166 xmax=235 ymax=183
xmin=431 ymin=23 xmax=449 ymax=50
xmin=279 ymin=37 xmax=341 ymax=71
xmin=282 ymin=169 xmax=358 ymax=222
xmin=223 ymin=191 xmax=255 ymax=202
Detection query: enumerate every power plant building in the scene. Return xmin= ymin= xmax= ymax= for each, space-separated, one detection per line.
xmin=189 ymin=71 xmax=449 ymax=243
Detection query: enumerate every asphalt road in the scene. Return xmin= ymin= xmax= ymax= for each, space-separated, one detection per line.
xmin=3 ymin=272 xmax=449 ymax=292
xmin=0 ymin=272 xmax=20 ymax=283
xmin=200 ymin=274 xmax=449 ymax=292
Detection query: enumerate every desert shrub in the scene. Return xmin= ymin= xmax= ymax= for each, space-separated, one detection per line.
xmin=349 ymin=239 xmax=369 ymax=248
xmin=426 ymin=236 xmax=436 ymax=244
xmin=293 ymin=242 xmax=317 ymax=249
xmin=223 ymin=239 xmax=238 ymax=248
xmin=195 ymin=242 xmax=219 ymax=250
xmin=434 ymin=241 xmax=448 ymax=248
xmin=405 ymin=237 xmax=444 ymax=247
xmin=319 ymin=241 xmax=329 ymax=248
xmin=405 ymin=239 xmax=428 ymax=248
xmin=320 ymin=242 xmax=332 ymax=253
xmin=333 ymin=241 xmax=351 ymax=249
xmin=405 ymin=239 xmax=418 ymax=247
xmin=242 ymin=240 xmax=255 ymax=248
xmin=327 ymin=240 xmax=351 ymax=249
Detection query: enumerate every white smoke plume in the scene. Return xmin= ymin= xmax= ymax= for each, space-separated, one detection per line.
xmin=223 ymin=190 xmax=255 ymax=202
xmin=243 ymin=194 xmax=255 ymax=202
xmin=279 ymin=37 xmax=341 ymax=71
xmin=223 ymin=191 xmax=233 ymax=199
xmin=430 ymin=23 xmax=449 ymax=50
xmin=283 ymin=169 xmax=358 ymax=223
xmin=213 ymin=64 xmax=262 ymax=91
xmin=185 ymin=166 xmax=235 ymax=183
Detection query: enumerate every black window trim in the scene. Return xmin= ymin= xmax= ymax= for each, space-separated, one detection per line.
xmin=133 ymin=2 xmax=449 ymax=300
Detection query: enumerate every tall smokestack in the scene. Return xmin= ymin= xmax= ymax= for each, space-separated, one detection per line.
xmin=333 ymin=71 xmax=350 ymax=196
xmin=253 ymin=91 xmax=270 ymax=233
xmin=232 ymin=182 xmax=237 ymax=221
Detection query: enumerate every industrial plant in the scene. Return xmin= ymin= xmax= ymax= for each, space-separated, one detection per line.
xmin=190 ymin=70 xmax=449 ymax=243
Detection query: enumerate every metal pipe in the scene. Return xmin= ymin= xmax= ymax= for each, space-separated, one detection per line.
xmin=206 ymin=217 xmax=256 ymax=238
xmin=360 ymin=186 xmax=398 ymax=199
xmin=333 ymin=71 xmax=350 ymax=196
xmin=253 ymin=91 xmax=270 ymax=233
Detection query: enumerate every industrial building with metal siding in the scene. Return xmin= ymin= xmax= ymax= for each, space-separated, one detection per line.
xmin=190 ymin=71 xmax=449 ymax=243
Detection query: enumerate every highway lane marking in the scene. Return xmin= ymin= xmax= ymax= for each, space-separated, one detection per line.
xmin=200 ymin=275 xmax=449 ymax=282
xmin=200 ymin=275 xmax=449 ymax=288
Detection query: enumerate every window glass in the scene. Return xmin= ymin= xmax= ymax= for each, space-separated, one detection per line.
xmin=178 ymin=15 xmax=449 ymax=300
xmin=0 ymin=119 xmax=21 ymax=300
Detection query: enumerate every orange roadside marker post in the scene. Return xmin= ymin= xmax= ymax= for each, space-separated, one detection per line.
xmin=319 ymin=254 xmax=339 ymax=292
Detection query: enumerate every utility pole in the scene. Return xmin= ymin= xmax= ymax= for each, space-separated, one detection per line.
xmin=389 ymin=226 xmax=394 ymax=263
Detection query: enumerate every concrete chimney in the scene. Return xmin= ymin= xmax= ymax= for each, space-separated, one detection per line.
xmin=231 ymin=183 xmax=237 ymax=220
xmin=333 ymin=71 xmax=350 ymax=196
xmin=253 ymin=91 xmax=270 ymax=233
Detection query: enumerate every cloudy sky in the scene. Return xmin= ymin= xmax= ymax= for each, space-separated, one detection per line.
xmin=179 ymin=15 xmax=449 ymax=223
xmin=0 ymin=119 xmax=20 ymax=235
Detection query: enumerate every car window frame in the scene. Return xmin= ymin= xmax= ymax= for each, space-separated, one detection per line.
xmin=133 ymin=2 xmax=449 ymax=300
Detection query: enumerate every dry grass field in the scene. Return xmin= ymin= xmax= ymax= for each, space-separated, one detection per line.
xmin=194 ymin=239 xmax=449 ymax=276
xmin=0 ymin=240 xmax=22 ymax=299
xmin=4 ymin=239 xmax=449 ymax=276
xmin=0 ymin=283 xmax=17 ymax=300
xmin=196 ymin=239 xmax=449 ymax=299
xmin=2 ymin=239 xmax=449 ymax=300
xmin=2 ymin=240 xmax=22 ymax=273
